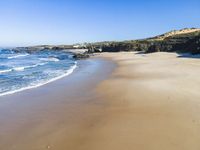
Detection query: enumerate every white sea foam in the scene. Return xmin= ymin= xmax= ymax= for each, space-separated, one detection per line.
xmin=0 ymin=62 xmax=48 ymax=74
xmin=39 ymin=57 xmax=60 ymax=62
xmin=8 ymin=54 xmax=29 ymax=59
xmin=0 ymin=69 xmax=12 ymax=74
xmin=28 ymin=62 xmax=47 ymax=68
xmin=0 ymin=62 xmax=77 ymax=97
xmin=13 ymin=66 xmax=25 ymax=71
xmin=20 ymin=62 xmax=47 ymax=70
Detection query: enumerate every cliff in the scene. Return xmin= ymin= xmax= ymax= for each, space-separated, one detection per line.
xmin=87 ymin=28 xmax=200 ymax=54
xmin=12 ymin=28 xmax=200 ymax=55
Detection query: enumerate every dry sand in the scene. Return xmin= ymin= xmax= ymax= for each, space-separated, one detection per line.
xmin=94 ymin=52 xmax=200 ymax=150
xmin=1 ymin=52 xmax=200 ymax=150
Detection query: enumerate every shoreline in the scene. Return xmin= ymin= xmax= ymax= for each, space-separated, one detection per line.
xmin=0 ymin=62 xmax=77 ymax=97
xmin=0 ymin=57 xmax=115 ymax=100
xmin=1 ymin=52 xmax=200 ymax=149
xmin=0 ymin=57 xmax=116 ymax=150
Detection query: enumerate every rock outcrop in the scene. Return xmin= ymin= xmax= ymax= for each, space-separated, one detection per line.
xmin=86 ymin=28 xmax=200 ymax=54
xmin=12 ymin=28 xmax=200 ymax=56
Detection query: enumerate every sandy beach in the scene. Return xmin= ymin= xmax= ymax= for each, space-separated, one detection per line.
xmin=1 ymin=52 xmax=200 ymax=150
xmin=95 ymin=52 xmax=200 ymax=150
xmin=0 ymin=58 xmax=115 ymax=150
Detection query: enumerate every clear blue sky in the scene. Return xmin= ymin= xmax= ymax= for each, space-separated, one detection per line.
xmin=0 ymin=0 xmax=199 ymax=47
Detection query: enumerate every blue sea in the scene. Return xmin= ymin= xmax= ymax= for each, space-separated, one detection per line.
xmin=0 ymin=48 xmax=77 ymax=96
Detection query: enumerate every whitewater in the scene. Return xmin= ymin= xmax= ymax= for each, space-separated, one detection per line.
xmin=0 ymin=49 xmax=77 ymax=96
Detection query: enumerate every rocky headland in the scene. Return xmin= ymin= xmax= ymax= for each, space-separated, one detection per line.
xmin=86 ymin=28 xmax=200 ymax=54
xmin=12 ymin=28 xmax=200 ymax=58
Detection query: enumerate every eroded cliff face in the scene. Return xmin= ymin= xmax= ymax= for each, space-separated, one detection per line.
xmin=87 ymin=28 xmax=200 ymax=54
xmin=145 ymin=28 xmax=200 ymax=54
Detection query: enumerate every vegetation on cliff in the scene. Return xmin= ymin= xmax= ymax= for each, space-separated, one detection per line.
xmin=86 ymin=28 xmax=200 ymax=54
xmin=13 ymin=28 xmax=200 ymax=56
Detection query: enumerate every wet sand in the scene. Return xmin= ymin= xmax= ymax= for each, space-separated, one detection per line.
xmin=1 ymin=52 xmax=200 ymax=150
xmin=0 ymin=58 xmax=115 ymax=150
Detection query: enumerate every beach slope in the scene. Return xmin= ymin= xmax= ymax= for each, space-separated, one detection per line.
xmin=1 ymin=52 xmax=200 ymax=150
xmin=93 ymin=52 xmax=200 ymax=150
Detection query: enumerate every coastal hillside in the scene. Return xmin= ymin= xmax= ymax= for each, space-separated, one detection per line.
xmin=87 ymin=28 xmax=200 ymax=54
xmin=14 ymin=28 xmax=200 ymax=55
xmin=148 ymin=28 xmax=200 ymax=41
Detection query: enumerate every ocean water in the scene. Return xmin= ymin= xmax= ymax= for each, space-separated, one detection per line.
xmin=0 ymin=49 xmax=77 ymax=96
